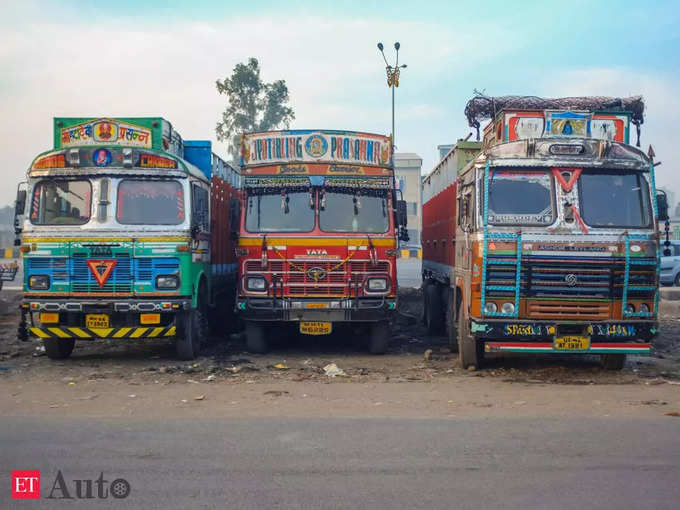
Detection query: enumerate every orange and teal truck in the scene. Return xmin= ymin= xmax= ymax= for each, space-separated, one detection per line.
xmin=422 ymin=96 xmax=666 ymax=369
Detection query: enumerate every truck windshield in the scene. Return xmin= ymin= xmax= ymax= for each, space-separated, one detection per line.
xmin=117 ymin=179 xmax=185 ymax=225
xmin=319 ymin=190 xmax=389 ymax=233
xmin=245 ymin=191 xmax=314 ymax=232
xmin=30 ymin=179 xmax=91 ymax=225
xmin=487 ymin=171 xmax=554 ymax=225
xmin=578 ymin=171 xmax=651 ymax=228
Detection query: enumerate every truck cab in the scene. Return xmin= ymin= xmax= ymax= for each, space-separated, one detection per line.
xmin=16 ymin=117 xmax=239 ymax=360
xmin=423 ymin=98 xmax=664 ymax=370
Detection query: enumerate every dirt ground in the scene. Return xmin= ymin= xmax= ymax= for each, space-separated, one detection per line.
xmin=1 ymin=288 xmax=679 ymax=389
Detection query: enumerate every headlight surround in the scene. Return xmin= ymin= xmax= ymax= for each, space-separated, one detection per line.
xmin=639 ymin=303 xmax=650 ymax=314
xmin=245 ymin=275 xmax=267 ymax=292
xmin=29 ymin=275 xmax=50 ymax=290
xmin=501 ymin=302 xmax=516 ymax=315
xmin=156 ymin=275 xmax=180 ymax=289
xmin=625 ymin=303 xmax=635 ymax=314
xmin=365 ymin=277 xmax=389 ymax=293
xmin=484 ymin=302 xmax=498 ymax=314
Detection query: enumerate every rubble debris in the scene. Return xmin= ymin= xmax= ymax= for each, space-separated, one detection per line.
xmin=323 ymin=363 xmax=347 ymax=377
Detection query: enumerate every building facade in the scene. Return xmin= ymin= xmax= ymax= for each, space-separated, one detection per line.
xmin=394 ymin=152 xmax=423 ymax=246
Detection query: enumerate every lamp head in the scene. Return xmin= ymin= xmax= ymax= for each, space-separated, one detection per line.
xmin=394 ymin=42 xmax=400 ymax=50
xmin=377 ymin=42 xmax=384 ymax=51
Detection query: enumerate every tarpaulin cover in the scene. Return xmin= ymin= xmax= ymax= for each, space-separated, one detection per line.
xmin=464 ymin=94 xmax=645 ymax=130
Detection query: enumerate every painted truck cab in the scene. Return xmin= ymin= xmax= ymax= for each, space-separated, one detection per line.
xmin=16 ymin=117 xmax=239 ymax=360
xmin=236 ymin=130 xmax=406 ymax=353
xmin=422 ymin=99 xmax=666 ymax=370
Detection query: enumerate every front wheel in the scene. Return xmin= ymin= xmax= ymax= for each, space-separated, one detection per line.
xmin=43 ymin=338 xmax=75 ymax=360
xmin=368 ymin=321 xmax=390 ymax=354
xmin=458 ymin=309 xmax=482 ymax=370
xmin=176 ymin=309 xmax=208 ymax=360
xmin=601 ymin=353 xmax=626 ymax=370
xmin=424 ymin=283 xmax=444 ymax=335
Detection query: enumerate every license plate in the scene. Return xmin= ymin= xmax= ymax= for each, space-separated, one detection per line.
xmin=140 ymin=313 xmax=161 ymax=325
xmin=299 ymin=321 xmax=332 ymax=335
xmin=554 ymin=335 xmax=590 ymax=351
xmin=86 ymin=314 xmax=109 ymax=329
xmin=40 ymin=312 xmax=59 ymax=324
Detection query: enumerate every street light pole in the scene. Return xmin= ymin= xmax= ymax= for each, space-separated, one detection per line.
xmin=377 ymin=42 xmax=406 ymax=150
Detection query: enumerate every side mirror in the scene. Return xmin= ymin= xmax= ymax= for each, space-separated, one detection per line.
xmin=657 ymin=191 xmax=669 ymax=222
xmin=14 ymin=186 xmax=27 ymax=238
xmin=229 ymin=197 xmax=241 ymax=234
xmin=15 ymin=189 xmax=26 ymax=216
xmin=396 ymin=199 xmax=408 ymax=228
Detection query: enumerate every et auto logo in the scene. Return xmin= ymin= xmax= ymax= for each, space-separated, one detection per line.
xmin=12 ymin=471 xmax=40 ymax=499
xmin=12 ymin=470 xmax=131 ymax=500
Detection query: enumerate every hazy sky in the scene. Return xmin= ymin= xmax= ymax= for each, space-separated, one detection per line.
xmin=2 ymin=0 xmax=679 ymax=205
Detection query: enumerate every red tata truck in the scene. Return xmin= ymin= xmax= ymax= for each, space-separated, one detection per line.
xmin=422 ymin=96 xmax=665 ymax=370
xmin=235 ymin=129 xmax=407 ymax=353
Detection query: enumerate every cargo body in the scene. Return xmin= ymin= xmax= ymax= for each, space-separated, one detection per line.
xmin=16 ymin=117 xmax=240 ymax=360
xmin=236 ymin=130 xmax=405 ymax=353
xmin=422 ymin=100 xmax=662 ymax=369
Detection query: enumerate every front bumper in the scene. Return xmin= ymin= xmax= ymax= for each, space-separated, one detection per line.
xmin=22 ymin=297 xmax=190 ymax=340
xmin=471 ymin=319 xmax=657 ymax=355
xmin=236 ymin=296 xmax=396 ymax=322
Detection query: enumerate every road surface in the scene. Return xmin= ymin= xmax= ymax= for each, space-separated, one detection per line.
xmin=1 ymin=415 xmax=679 ymax=509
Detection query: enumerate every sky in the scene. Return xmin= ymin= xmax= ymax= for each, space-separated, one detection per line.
xmin=1 ymin=0 xmax=679 ymax=206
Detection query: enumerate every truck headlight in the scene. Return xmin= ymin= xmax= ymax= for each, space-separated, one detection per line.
xmin=501 ymin=302 xmax=515 ymax=314
xmin=484 ymin=302 xmax=497 ymax=314
xmin=156 ymin=275 xmax=180 ymax=289
xmin=29 ymin=275 xmax=50 ymax=290
xmin=625 ymin=304 xmax=635 ymax=314
xmin=246 ymin=276 xmax=267 ymax=292
xmin=365 ymin=277 xmax=389 ymax=292
xmin=639 ymin=303 xmax=650 ymax=313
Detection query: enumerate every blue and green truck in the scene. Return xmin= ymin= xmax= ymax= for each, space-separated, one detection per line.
xmin=14 ymin=117 xmax=240 ymax=359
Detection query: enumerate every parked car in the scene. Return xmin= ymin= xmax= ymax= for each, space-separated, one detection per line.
xmin=660 ymin=241 xmax=680 ymax=286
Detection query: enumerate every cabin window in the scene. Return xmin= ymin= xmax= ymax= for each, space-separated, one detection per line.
xmin=116 ymin=179 xmax=185 ymax=225
xmin=487 ymin=170 xmax=554 ymax=225
xmin=319 ymin=190 xmax=389 ymax=233
xmin=30 ymin=179 xmax=91 ymax=225
xmin=192 ymin=184 xmax=210 ymax=232
xmin=578 ymin=171 xmax=651 ymax=228
xmin=245 ymin=190 xmax=314 ymax=233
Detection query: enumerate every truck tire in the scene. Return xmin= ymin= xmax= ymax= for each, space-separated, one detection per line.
xmin=458 ymin=308 xmax=482 ymax=370
xmin=424 ymin=283 xmax=444 ymax=335
xmin=368 ymin=320 xmax=390 ymax=354
xmin=445 ymin=288 xmax=459 ymax=353
xmin=176 ymin=309 xmax=207 ymax=360
xmin=43 ymin=338 xmax=75 ymax=360
xmin=245 ymin=321 xmax=268 ymax=354
xmin=601 ymin=354 xmax=626 ymax=370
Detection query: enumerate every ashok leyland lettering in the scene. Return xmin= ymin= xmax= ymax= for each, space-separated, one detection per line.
xmin=236 ymin=130 xmax=407 ymax=354
xmin=14 ymin=117 xmax=240 ymax=360
xmin=422 ymin=96 xmax=667 ymax=370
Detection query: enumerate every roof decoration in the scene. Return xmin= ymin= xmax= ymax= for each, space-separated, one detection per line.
xmin=464 ymin=93 xmax=645 ymax=146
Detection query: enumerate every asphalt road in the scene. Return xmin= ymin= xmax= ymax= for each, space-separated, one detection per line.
xmin=2 ymin=416 xmax=679 ymax=509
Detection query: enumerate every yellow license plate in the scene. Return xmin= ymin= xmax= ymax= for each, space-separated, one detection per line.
xmin=140 ymin=313 xmax=161 ymax=325
xmin=554 ymin=335 xmax=590 ymax=351
xmin=86 ymin=314 xmax=109 ymax=329
xmin=40 ymin=312 xmax=59 ymax=324
xmin=299 ymin=321 xmax=332 ymax=335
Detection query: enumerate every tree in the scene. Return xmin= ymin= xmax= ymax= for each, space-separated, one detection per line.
xmin=215 ymin=58 xmax=295 ymax=160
